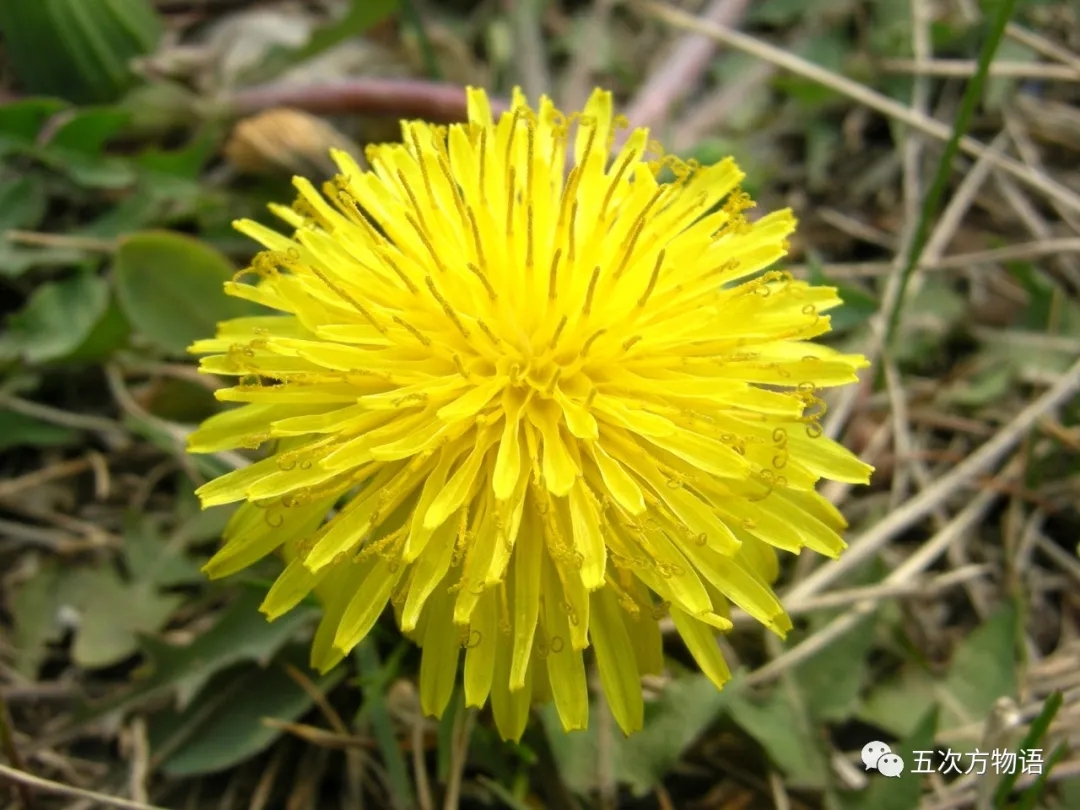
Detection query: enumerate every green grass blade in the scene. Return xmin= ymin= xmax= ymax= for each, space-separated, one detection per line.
xmin=1013 ymin=743 xmax=1068 ymax=810
xmin=883 ymin=0 xmax=1020 ymax=347
xmin=354 ymin=638 xmax=417 ymax=810
xmin=993 ymin=691 xmax=1063 ymax=808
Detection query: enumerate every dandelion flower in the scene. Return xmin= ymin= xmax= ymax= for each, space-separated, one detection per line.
xmin=188 ymin=87 xmax=873 ymax=740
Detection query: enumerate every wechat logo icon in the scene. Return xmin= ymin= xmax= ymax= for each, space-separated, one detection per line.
xmin=862 ymin=741 xmax=905 ymax=778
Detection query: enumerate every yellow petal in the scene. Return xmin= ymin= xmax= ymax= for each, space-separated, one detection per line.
xmin=589 ymin=587 xmax=643 ymax=735
xmin=419 ymin=585 xmax=460 ymax=718
xmin=333 ymin=557 xmax=404 ymax=653
xmin=670 ymin=606 xmax=732 ymax=690
xmin=509 ymin=519 xmax=542 ymax=690
xmin=464 ymin=588 xmax=498 ymax=708
xmin=542 ymin=555 xmax=588 ymax=731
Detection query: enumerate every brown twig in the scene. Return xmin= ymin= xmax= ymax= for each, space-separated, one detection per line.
xmin=229 ymin=78 xmax=509 ymax=121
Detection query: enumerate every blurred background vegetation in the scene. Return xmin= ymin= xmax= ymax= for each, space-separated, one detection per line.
xmin=1 ymin=1 xmax=1079 ymax=809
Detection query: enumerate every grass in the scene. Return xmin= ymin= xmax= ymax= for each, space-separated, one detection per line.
xmin=2 ymin=1 xmax=1080 ymax=809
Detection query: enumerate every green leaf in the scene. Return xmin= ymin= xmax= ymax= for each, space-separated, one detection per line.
xmin=942 ymin=601 xmax=1019 ymax=726
xmin=860 ymin=602 xmax=1019 ymax=750
xmin=617 ymin=674 xmax=730 ymax=795
xmin=136 ymin=589 xmax=318 ymax=710
xmin=123 ymin=514 xmax=205 ymax=589
xmin=838 ymin=707 xmax=938 ymax=810
xmin=0 ymin=175 xmax=47 ymax=231
xmin=0 ymin=0 xmax=161 ymax=103
xmin=62 ymin=293 xmax=131 ymax=363
xmin=942 ymin=360 xmax=1015 ymax=407
xmin=67 ymin=565 xmax=183 ymax=668
xmin=0 ymin=269 xmax=110 ymax=363
xmin=0 ymin=98 xmax=67 ymax=155
xmin=10 ymin=559 xmax=65 ymax=677
xmin=0 ymin=409 xmax=79 ymax=452
xmin=36 ymin=107 xmax=135 ymax=188
xmin=48 ymin=106 xmax=130 ymax=153
xmin=153 ymin=646 xmax=344 ymax=776
xmin=113 ymin=230 xmax=262 ymax=355
xmin=0 ymin=237 xmax=90 ymax=278
xmin=795 ymin=610 xmax=878 ymax=723
xmin=726 ymin=677 xmax=831 ymax=789
xmin=69 ymin=589 xmax=318 ymax=738
xmin=12 ymin=550 xmax=185 ymax=673
xmin=543 ymin=673 xmax=730 ymax=795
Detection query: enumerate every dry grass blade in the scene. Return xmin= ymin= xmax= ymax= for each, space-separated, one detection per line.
xmin=878 ymin=58 xmax=1080 ymax=80
xmin=0 ymin=763 xmax=170 ymax=810
xmin=749 ymin=468 xmax=1015 ymax=685
xmin=786 ymin=356 xmax=1080 ymax=603
xmin=633 ymin=0 xmax=1080 ymax=217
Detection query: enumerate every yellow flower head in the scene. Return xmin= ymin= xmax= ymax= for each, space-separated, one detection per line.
xmin=188 ymin=87 xmax=872 ymax=740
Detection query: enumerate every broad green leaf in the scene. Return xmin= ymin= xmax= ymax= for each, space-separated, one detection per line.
xmin=795 ymin=610 xmax=878 ymax=723
xmin=113 ymin=230 xmax=262 ymax=355
xmin=135 ymin=129 xmax=220 ymax=182
xmin=838 ymin=707 xmax=938 ymax=810
xmin=0 ymin=176 xmax=47 ymax=231
xmin=0 ymin=245 xmax=90 ymax=278
xmin=62 ymin=294 xmax=131 ymax=363
xmin=13 ymin=551 xmax=186 ymax=672
xmin=942 ymin=361 xmax=1014 ymax=407
xmin=123 ymin=514 xmax=204 ymax=589
xmin=134 ymin=589 xmax=318 ymax=710
xmin=617 ymin=674 xmax=730 ymax=795
xmin=540 ymin=705 xmax=597 ymax=794
xmin=21 ymin=108 xmax=137 ymax=188
xmin=726 ymin=676 xmax=831 ymax=789
xmin=68 ymin=565 xmax=182 ymax=668
xmin=0 ymin=269 xmax=109 ymax=363
xmin=0 ymin=0 xmax=161 ymax=103
xmin=70 ymin=589 xmax=318 ymax=737
xmin=0 ymin=409 xmax=79 ymax=452
xmin=860 ymin=602 xmax=1019 ymax=750
xmin=1057 ymin=776 xmax=1080 ymax=808
xmin=10 ymin=559 xmax=65 ymax=677
xmin=941 ymin=601 xmax=1019 ymax=730
xmin=152 ymin=646 xmax=344 ymax=776
xmin=542 ymin=673 xmax=731 ymax=795
xmin=48 ymin=107 xmax=130 ymax=153
xmin=0 ymin=98 xmax=67 ymax=154
xmin=858 ymin=666 xmax=937 ymax=741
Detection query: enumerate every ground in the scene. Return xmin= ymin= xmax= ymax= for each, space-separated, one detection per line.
xmin=1 ymin=1 xmax=1079 ymax=809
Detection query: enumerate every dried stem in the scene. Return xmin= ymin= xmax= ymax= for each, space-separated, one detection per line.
xmin=0 ymin=762 xmax=167 ymax=810
xmin=634 ymin=0 xmax=1080 ymax=216
xmin=623 ymin=0 xmax=751 ymax=131
xmin=229 ymin=78 xmax=509 ymax=121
